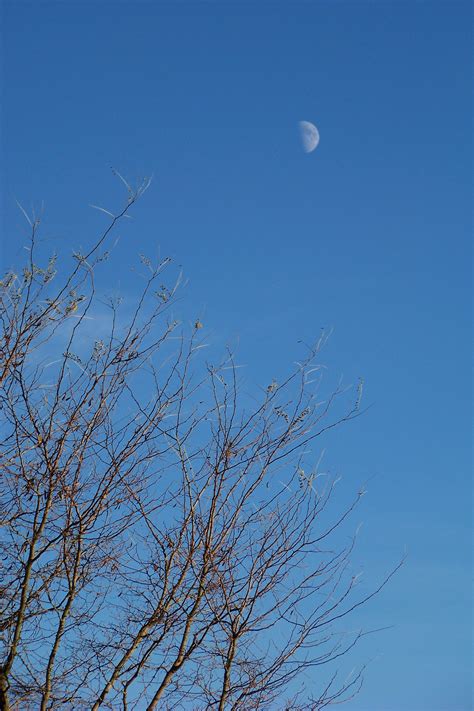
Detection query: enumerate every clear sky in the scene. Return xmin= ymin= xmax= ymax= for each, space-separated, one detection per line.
xmin=1 ymin=1 xmax=472 ymax=709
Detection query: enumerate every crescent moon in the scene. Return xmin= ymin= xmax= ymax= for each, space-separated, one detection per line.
xmin=299 ymin=120 xmax=320 ymax=153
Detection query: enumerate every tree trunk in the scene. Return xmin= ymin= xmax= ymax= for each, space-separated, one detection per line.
xmin=0 ymin=671 xmax=10 ymax=711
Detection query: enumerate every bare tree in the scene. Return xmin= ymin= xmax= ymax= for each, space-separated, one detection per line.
xmin=0 ymin=181 xmax=400 ymax=710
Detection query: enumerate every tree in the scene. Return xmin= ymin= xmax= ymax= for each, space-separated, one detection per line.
xmin=0 ymin=180 xmax=399 ymax=710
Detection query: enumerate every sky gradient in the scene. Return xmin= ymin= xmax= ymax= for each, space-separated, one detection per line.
xmin=1 ymin=2 xmax=472 ymax=709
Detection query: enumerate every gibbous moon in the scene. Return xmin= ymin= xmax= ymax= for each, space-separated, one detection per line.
xmin=299 ymin=120 xmax=320 ymax=153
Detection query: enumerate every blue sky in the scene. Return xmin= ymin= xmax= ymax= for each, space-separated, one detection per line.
xmin=1 ymin=1 xmax=471 ymax=709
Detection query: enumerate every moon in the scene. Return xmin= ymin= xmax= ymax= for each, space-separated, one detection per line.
xmin=299 ymin=120 xmax=320 ymax=153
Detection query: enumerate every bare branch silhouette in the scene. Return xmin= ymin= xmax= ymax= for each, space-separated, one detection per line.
xmin=0 ymin=183 xmax=399 ymax=711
